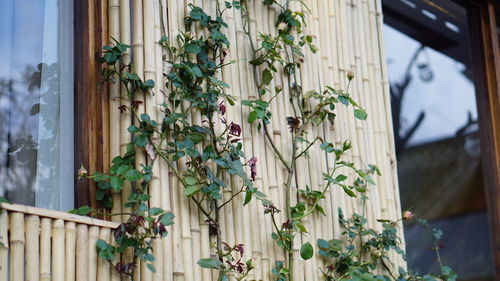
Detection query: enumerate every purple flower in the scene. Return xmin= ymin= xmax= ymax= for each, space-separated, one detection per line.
xmin=247 ymin=157 xmax=257 ymax=181
xmin=229 ymin=122 xmax=241 ymax=137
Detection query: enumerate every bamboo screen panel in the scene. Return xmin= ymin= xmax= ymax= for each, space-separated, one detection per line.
xmin=0 ymin=203 xmax=121 ymax=281
xmin=104 ymin=0 xmax=402 ymax=280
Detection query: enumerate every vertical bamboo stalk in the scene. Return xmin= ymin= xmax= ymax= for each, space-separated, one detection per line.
xmin=0 ymin=210 xmax=8 ymax=281
xmin=120 ymin=0 xmax=133 ymax=222
xmin=9 ymin=212 xmax=24 ymax=281
xmin=65 ymin=222 xmax=77 ymax=281
xmin=40 ymin=218 xmax=52 ymax=281
xmin=26 ymin=215 xmax=40 ymax=281
xmin=97 ymin=228 xmax=111 ymax=281
xmin=76 ymin=224 xmax=89 ymax=281
xmin=109 ymin=0 xmax=123 ymax=224
xmin=89 ymin=226 xmax=99 ymax=281
xmin=52 ymin=219 xmax=65 ymax=281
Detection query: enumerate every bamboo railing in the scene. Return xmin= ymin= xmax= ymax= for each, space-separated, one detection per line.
xmin=0 ymin=203 xmax=120 ymax=281
xmin=0 ymin=0 xmax=402 ymax=280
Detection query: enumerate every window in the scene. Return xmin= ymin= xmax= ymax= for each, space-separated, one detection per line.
xmin=0 ymin=0 xmax=74 ymax=211
xmin=382 ymin=0 xmax=495 ymax=280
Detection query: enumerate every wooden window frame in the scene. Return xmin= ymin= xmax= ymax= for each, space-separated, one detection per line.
xmin=74 ymin=0 xmax=109 ymax=210
xmin=464 ymin=0 xmax=500 ymax=278
xmin=383 ymin=0 xmax=500 ymax=277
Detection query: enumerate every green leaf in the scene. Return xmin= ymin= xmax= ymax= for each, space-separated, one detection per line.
xmin=149 ymin=207 xmax=164 ymax=216
xmin=342 ymin=186 xmax=356 ymax=197
xmin=143 ymin=79 xmax=155 ymax=89
xmin=249 ymin=56 xmax=265 ymax=65
xmin=159 ymin=212 xmax=175 ymax=226
xmin=197 ymin=258 xmax=222 ymax=269
xmin=134 ymin=134 xmax=148 ymax=147
xmin=127 ymin=125 xmax=140 ymax=133
xmin=0 ymin=196 xmax=9 ymax=204
xmin=184 ymin=176 xmax=197 ymax=186
xmin=96 ymin=239 xmax=109 ymax=251
xmin=300 ymin=242 xmax=314 ymax=260
xmin=248 ymin=111 xmax=258 ymax=124
xmin=296 ymin=222 xmax=308 ymax=233
xmin=354 ymin=108 xmax=367 ymax=120
xmin=317 ymin=239 xmax=329 ymax=249
xmin=147 ymin=263 xmax=156 ymax=273
xmin=70 ymin=205 xmax=92 ymax=215
xmin=262 ymin=69 xmax=273 ymax=85
xmin=184 ymin=43 xmax=202 ymax=54
xmin=244 ymin=189 xmax=253 ymax=205
xmin=98 ymin=250 xmax=115 ymax=261
xmin=144 ymin=253 xmax=155 ymax=262
xmin=335 ymin=174 xmax=348 ymax=182
xmin=125 ymin=169 xmax=142 ymax=182
xmin=184 ymin=186 xmax=198 ymax=197
xmin=110 ymin=176 xmax=125 ymax=191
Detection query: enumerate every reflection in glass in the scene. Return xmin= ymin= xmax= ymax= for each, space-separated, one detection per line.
xmin=383 ymin=0 xmax=494 ymax=280
xmin=0 ymin=0 xmax=73 ymax=211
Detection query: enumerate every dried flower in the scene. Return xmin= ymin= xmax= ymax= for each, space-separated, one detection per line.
xmin=347 ymin=71 xmax=355 ymax=81
xmin=247 ymin=157 xmax=257 ymax=181
xmin=206 ymin=219 xmax=219 ymax=237
xmin=77 ymin=164 xmax=88 ymax=179
xmin=287 ymin=117 xmax=301 ymax=133
xmin=219 ymin=100 xmax=226 ymax=115
xmin=235 ymin=243 xmax=245 ymax=255
xmin=282 ymin=220 xmax=292 ymax=230
xmin=131 ymin=100 xmax=143 ymax=110
xmin=229 ymin=122 xmax=241 ymax=137
xmin=153 ymin=222 xmax=167 ymax=237
xmin=118 ymin=105 xmax=127 ymax=114
xmin=264 ymin=204 xmax=280 ymax=215
xmin=403 ymin=211 xmax=414 ymax=220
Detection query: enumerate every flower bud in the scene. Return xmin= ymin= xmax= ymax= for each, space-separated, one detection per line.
xmin=77 ymin=164 xmax=87 ymax=179
xmin=403 ymin=211 xmax=414 ymax=220
xmin=277 ymin=22 xmax=288 ymax=31
xmin=372 ymin=249 xmax=382 ymax=258
xmin=347 ymin=71 xmax=354 ymax=81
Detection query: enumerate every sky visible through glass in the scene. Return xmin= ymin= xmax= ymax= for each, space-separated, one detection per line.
xmin=384 ymin=24 xmax=478 ymax=147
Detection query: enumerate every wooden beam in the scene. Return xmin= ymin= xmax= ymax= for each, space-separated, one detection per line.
xmin=74 ymin=0 xmax=109 ymax=210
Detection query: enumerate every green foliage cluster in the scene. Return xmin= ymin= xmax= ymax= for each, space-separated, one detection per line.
xmin=315 ymin=210 xmax=457 ymax=281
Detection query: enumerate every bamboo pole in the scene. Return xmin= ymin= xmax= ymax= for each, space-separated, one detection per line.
xmin=89 ymin=226 xmax=99 ymax=281
xmin=52 ymin=219 xmax=65 ymax=281
xmin=98 ymin=228 xmax=111 ymax=281
xmin=40 ymin=218 xmax=52 ymax=281
xmin=119 ymin=0 xmax=133 ymax=223
xmin=10 ymin=212 xmax=24 ymax=281
xmin=65 ymin=222 xmax=77 ymax=281
xmin=26 ymin=215 xmax=40 ymax=281
xmin=0 ymin=210 xmax=8 ymax=281
xmin=76 ymin=224 xmax=89 ymax=281
xmin=109 ymin=0 xmax=123 ymax=224
xmin=142 ymin=2 xmax=157 ymax=281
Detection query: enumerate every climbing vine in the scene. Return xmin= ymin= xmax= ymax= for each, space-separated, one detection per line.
xmin=68 ymin=1 xmax=457 ymax=280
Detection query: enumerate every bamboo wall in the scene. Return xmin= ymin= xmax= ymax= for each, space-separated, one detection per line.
xmin=106 ymin=0 xmax=402 ymax=280
xmin=0 ymin=0 xmax=402 ymax=281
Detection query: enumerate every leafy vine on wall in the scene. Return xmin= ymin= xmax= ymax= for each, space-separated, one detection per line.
xmin=69 ymin=1 xmax=457 ymax=280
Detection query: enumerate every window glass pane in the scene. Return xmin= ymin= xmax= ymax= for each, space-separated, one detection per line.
xmin=382 ymin=0 xmax=494 ymax=279
xmin=0 ymin=0 xmax=74 ymax=211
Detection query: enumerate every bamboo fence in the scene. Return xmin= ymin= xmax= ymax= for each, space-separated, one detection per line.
xmin=0 ymin=0 xmax=403 ymax=280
